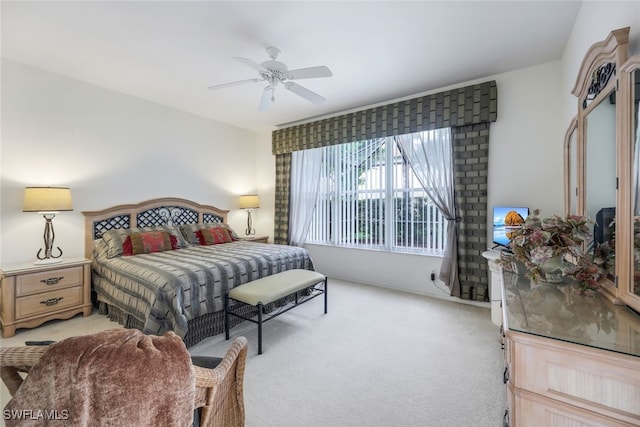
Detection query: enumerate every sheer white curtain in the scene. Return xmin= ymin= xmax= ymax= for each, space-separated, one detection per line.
xmin=396 ymin=128 xmax=461 ymax=297
xmin=289 ymin=148 xmax=324 ymax=246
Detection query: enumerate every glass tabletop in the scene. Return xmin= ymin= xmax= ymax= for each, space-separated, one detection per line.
xmin=502 ymin=269 xmax=640 ymax=358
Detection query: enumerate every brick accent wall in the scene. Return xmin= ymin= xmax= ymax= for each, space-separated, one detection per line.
xmin=274 ymin=153 xmax=291 ymax=244
xmin=452 ymin=123 xmax=490 ymax=301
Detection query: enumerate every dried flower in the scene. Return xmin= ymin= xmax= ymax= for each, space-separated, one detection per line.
xmin=499 ymin=209 xmax=606 ymax=289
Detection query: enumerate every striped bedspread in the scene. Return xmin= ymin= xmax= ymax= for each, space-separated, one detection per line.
xmin=92 ymin=241 xmax=314 ymax=337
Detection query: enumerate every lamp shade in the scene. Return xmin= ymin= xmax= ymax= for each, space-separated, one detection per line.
xmin=23 ymin=187 xmax=73 ymax=213
xmin=239 ymin=195 xmax=260 ymax=209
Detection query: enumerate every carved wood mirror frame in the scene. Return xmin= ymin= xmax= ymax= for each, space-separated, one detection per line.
xmin=569 ymin=27 xmax=629 ymax=305
xmin=619 ymin=55 xmax=640 ymax=311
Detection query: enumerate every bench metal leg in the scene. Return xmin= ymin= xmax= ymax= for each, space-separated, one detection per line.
xmin=224 ymin=292 xmax=230 ymax=340
xmin=257 ymin=303 xmax=263 ymax=355
xmin=324 ymin=278 xmax=328 ymax=314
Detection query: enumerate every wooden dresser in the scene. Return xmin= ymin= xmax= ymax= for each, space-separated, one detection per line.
xmin=500 ymin=270 xmax=640 ymax=426
xmin=0 ymin=258 xmax=92 ymax=337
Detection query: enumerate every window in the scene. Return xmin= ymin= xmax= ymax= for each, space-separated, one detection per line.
xmin=306 ymin=131 xmax=447 ymax=254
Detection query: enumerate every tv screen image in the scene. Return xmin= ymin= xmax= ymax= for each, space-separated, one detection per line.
xmin=493 ymin=206 xmax=529 ymax=247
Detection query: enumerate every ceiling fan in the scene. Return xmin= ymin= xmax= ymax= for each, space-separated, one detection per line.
xmin=208 ymin=47 xmax=333 ymax=111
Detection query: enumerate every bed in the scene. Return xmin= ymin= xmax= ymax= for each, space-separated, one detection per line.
xmin=83 ymin=197 xmax=314 ymax=347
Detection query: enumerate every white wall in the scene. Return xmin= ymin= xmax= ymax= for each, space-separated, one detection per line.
xmin=253 ymin=131 xmax=276 ymax=242
xmin=488 ymin=61 xmax=565 ymax=217
xmin=0 ymin=59 xmax=258 ymax=265
xmin=305 ymin=244 xmax=456 ymax=301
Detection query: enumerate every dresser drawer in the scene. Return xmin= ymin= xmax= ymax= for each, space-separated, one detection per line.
xmin=515 ymin=389 xmax=636 ymax=427
xmin=16 ymin=266 xmax=82 ymax=296
xmin=512 ymin=335 xmax=640 ymax=422
xmin=15 ymin=286 xmax=83 ymax=319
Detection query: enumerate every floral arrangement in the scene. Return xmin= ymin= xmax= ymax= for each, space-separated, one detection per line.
xmin=499 ymin=209 xmax=606 ymax=292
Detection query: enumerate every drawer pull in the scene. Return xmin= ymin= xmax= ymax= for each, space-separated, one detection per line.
xmin=503 ymin=366 xmax=509 ymax=384
xmin=40 ymin=276 xmax=64 ymax=285
xmin=40 ymin=297 xmax=64 ymax=306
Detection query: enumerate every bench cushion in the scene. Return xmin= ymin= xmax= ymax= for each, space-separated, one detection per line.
xmin=228 ymin=269 xmax=325 ymax=306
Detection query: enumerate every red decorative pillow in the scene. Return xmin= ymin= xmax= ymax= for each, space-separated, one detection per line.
xmin=122 ymin=231 xmax=177 ymax=256
xmin=195 ymin=227 xmax=233 ymax=245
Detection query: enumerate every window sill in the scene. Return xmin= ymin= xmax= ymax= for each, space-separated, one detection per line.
xmin=304 ymin=242 xmax=444 ymax=258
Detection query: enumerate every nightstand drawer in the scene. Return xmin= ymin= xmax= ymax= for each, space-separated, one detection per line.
xmin=16 ymin=286 xmax=83 ymax=319
xmin=16 ymin=266 xmax=83 ymax=296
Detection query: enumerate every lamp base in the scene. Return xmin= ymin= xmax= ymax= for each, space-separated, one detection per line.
xmin=34 ymin=258 xmax=64 ymax=266
xmin=245 ymin=209 xmax=256 ymax=236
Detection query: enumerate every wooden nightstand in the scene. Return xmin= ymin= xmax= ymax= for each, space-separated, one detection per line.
xmin=241 ymin=236 xmax=269 ymax=243
xmin=0 ymin=258 xmax=92 ymax=338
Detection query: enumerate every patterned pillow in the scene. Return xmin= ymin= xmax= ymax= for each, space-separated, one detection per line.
xmin=122 ymin=231 xmax=176 ymax=256
xmin=93 ymin=239 xmax=109 ymax=259
xmin=179 ymin=223 xmax=239 ymax=245
xmin=101 ymin=225 xmax=189 ymax=258
xmin=195 ymin=227 xmax=233 ymax=245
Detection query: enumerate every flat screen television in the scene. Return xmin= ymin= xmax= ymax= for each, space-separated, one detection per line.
xmin=492 ymin=206 xmax=529 ymax=248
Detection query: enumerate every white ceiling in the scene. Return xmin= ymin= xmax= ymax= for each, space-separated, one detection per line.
xmin=1 ymin=1 xmax=582 ymax=133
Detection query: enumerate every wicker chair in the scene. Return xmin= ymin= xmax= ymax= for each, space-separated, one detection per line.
xmin=0 ymin=336 xmax=248 ymax=427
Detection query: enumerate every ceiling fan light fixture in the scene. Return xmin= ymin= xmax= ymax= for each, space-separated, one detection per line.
xmin=208 ymin=46 xmax=332 ymax=111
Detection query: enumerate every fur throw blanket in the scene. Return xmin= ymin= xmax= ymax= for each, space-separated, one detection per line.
xmin=4 ymin=329 xmax=195 ymax=426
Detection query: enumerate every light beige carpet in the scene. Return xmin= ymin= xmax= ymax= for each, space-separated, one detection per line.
xmin=1 ymin=279 xmax=505 ymax=427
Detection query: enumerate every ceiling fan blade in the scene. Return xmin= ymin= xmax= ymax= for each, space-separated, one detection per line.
xmin=233 ymin=57 xmax=269 ymax=73
xmin=259 ymin=86 xmax=274 ymax=111
xmin=287 ymin=66 xmax=333 ymax=80
xmin=208 ymin=78 xmax=261 ymax=90
xmin=284 ymin=82 xmax=326 ymax=104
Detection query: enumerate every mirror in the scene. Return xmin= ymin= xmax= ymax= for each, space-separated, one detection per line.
xmin=633 ymin=69 xmax=640 ymax=297
xmin=568 ymin=27 xmax=629 ymax=304
xmin=585 ymin=90 xmax=616 ymax=222
xmin=585 ymin=86 xmax=617 ymax=279
xmin=564 ymin=119 xmax=578 ymax=215
xmin=568 ymin=27 xmax=640 ymax=311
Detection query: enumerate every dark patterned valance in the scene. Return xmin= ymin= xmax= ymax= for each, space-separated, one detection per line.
xmin=272 ymin=80 xmax=497 ymax=155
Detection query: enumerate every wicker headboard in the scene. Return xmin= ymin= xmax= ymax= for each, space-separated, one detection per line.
xmin=82 ymin=197 xmax=229 ymax=258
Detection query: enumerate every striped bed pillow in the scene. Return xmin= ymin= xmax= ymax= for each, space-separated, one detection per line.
xmin=179 ymin=223 xmax=239 ymax=245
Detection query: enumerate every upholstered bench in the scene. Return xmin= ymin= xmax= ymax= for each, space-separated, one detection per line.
xmin=224 ymin=269 xmax=327 ymax=354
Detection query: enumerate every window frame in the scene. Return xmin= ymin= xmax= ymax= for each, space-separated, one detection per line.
xmin=305 ymin=133 xmax=447 ymax=255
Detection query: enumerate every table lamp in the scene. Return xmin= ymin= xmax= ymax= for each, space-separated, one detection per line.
xmin=23 ymin=187 xmax=73 ymax=264
xmin=239 ymin=195 xmax=260 ymax=236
